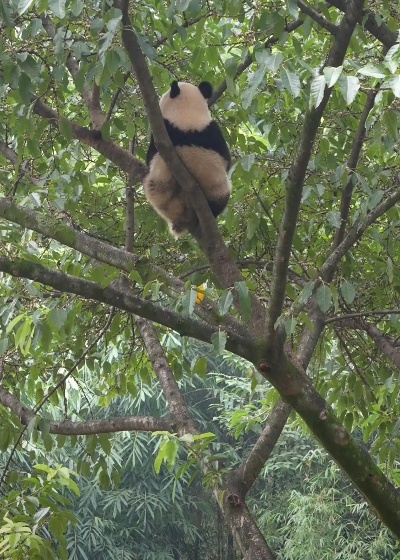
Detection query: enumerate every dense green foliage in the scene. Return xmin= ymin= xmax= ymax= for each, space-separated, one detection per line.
xmin=0 ymin=0 xmax=400 ymax=557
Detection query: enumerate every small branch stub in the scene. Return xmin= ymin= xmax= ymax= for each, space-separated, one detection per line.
xmin=319 ymin=409 xmax=328 ymax=421
xmin=258 ymin=361 xmax=271 ymax=374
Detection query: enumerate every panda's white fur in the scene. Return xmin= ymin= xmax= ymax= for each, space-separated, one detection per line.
xmin=143 ymin=81 xmax=231 ymax=237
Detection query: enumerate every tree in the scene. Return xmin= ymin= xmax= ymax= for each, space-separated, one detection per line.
xmin=0 ymin=0 xmax=400 ymax=557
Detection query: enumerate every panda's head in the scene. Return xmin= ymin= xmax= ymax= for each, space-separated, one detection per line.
xmin=159 ymin=81 xmax=213 ymax=132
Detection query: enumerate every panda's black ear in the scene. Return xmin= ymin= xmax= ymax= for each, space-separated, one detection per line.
xmin=170 ymin=81 xmax=180 ymax=98
xmin=198 ymin=81 xmax=213 ymax=99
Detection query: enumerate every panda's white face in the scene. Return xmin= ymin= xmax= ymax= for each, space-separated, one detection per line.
xmin=159 ymin=82 xmax=211 ymax=132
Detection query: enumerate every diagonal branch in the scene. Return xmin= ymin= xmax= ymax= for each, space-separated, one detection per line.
xmin=327 ymin=0 xmax=397 ymax=49
xmin=321 ymin=184 xmax=400 ymax=281
xmin=347 ymin=321 xmax=400 ymax=370
xmin=119 ymin=1 xmax=266 ymax=332
xmin=40 ymin=14 xmax=106 ymax=130
xmin=0 ymin=141 xmax=41 ymax=187
xmin=0 ymin=388 xmax=171 ymax=434
xmin=0 ymin=197 xmax=248 ymax=338
xmin=0 ymin=256 xmax=250 ymax=355
xmin=297 ymin=1 xmax=338 ymax=34
xmin=296 ymin=183 xmax=400 ymax=368
xmin=135 ymin=316 xmax=197 ymax=433
xmin=134 ymin=310 xmax=276 ymax=558
xmin=231 ymin=400 xmax=291 ymax=498
xmin=266 ymin=0 xmax=365 ymax=338
xmin=333 ymin=89 xmax=378 ymax=249
xmin=325 ymin=310 xmax=400 ymax=325
xmin=32 ymin=97 xmax=146 ymax=178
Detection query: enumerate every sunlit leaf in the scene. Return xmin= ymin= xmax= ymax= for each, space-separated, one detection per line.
xmin=310 ymin=74 xmax=326 ymax=107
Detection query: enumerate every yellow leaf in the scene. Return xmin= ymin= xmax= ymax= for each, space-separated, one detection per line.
xmin=195 ymin=284 xmax=206 ymax=305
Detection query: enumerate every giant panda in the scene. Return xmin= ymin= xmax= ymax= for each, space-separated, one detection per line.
xmin=143 ymin=81 xmax=231 ymax=237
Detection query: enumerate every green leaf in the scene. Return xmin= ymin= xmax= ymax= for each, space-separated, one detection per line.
xmin=384 ymin=42 xmax=400 ymax=64
xmin=184 ymin=288 xmax=197 ymax=316
xmin=192 ymin=356 xmax=207 ymax=378
xmin=284 ymin=317 xmax=297 ymax=336
xmin=256 ymin=50 xmax=284 ymax=73
xmin=0 ymin=338 xmax=8 ymax=355
xmin=0 ymin=428 xmax=11 ymax=451
xmin=48 ymin=0 xmax=66 ymax=19
xmin=179 ymin=433 xmax=194 ymax=443
xmin=280 ymin=67 xmax=301 ymax=97
xmin=235 ymin=281 xmax=251 ymax=323
xmin=300 ymin=282 xmax=314 ymax=304
xmin=388 ymin=75 xmax=400 ymax=97
xmin=323 ymin=65 xmax=343 ymax=87
xmin=154 ymin=438 xmax=179 ymax=473
xmin=105 ymin=49 xmax=121 ymax=74
xmin=358 ymin=63 xmax=386 ymax=78
xmin=338 ymin=75 xmax=360 ymax=105
xmin=59 ymin=118 xmax=73 ymax=139
xmin=316 ymin=285 xmax=332 ymax=312
xmin=15 ymin=318 xmax=33 ymax=356
xmin=58 ymin=477 xmax=80 ymax=496
xmin=241 ymin=153 xmax=255 ymax=171
xmin=340 ymin=280 xmax=356 ymax=304
xmin=0 ymin=0 xmax=14 ymax=25
xmin=18 ymin=73 xmax=32 ymax=105
xmin=38 ymin=418 xmax=51 ymax=437
xmin=367 ymin=189 xmax=384 ymax=210
xmin=327 ymin=211 xmax=341 ymax=229
xmin=310 ymin=74 xmax=326 ymax=108
xmin=99 ymin=469 xmax=110 ymax=490
xmin=218 ymin=290 xmax=234 ymax=316
xmin=70 ymin=0 xmax=84 ymax=16
xmin=17 ymin=0 xmax=34 ymax=15
xmin=383 ymin=108 xmax=399 ymax=140
xmin=286 ymin=0 xmax=298 ymax=18
xmin=211 ymin=331 xmax=227 ymax=354
xmin=48 ymin=309 xmax=68 ymax=330
xmin=99 ymin=433 xmax=111 ymax=455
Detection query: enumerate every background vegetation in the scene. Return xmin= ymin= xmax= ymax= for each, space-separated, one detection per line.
xmin=0 ymin=0 xmax=400 ymax=558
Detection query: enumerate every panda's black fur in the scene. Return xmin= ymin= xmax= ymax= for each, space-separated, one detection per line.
xmin=143 ymin=81 xmax=232 ymax=237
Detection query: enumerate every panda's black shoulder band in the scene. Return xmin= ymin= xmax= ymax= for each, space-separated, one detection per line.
xmin=170 ymin=81 xmax=180 ymax=98
xmin=198 ymin=81 xmax=213 ymax=99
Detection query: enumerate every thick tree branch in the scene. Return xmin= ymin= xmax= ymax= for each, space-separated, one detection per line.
xmin=0 ymin=388 xmax=171 ymax=434
xmin=365 ymin=323 xmax=400 ymax=369
xmin=0 ymin=197 xmax=249 ymax=338
xmin=0 ymin=256 xmax=251 ymax=356
xmin=266 ymin=0 xmax=365 ymax=338
xmin=134 ymin=310 xmax=276 ymax=557
xmin=232 ymin=400 xmax=291 ymax=497
xmin=0 ymin=196 xmax=139 ymax=271
xmin=0 ymin=141 xmax=18 ymax=164
xmin=2 ymin=254 xmax=400 ymax=537
xmin=335 ymin=319 xmax=400 ymax=369
xmin=297 ymin=169 xmax=400 ymax=368
xmin=134 ymin=317 xmax=197 ymax=432
xmin=259 ymin=350 xmax=400 ymax=538
xmin=119 ymin=1 xmax=266 ymax=332
xmin=327 ymin=0 xmax=398 ymax=49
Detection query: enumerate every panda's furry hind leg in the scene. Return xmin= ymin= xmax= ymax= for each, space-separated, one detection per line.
xmin=144 ymin=155 xmax=196 ymax=236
